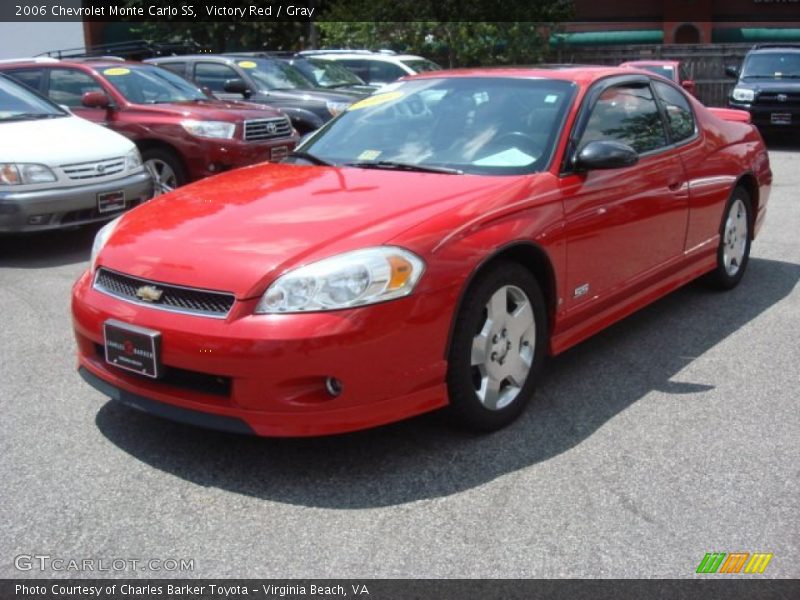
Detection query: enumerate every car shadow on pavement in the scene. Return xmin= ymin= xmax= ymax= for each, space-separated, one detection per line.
xmin=0 ymin=224 xmax=100 ymax=269
xmin=95 ymin=257 xmax=800 ymax=508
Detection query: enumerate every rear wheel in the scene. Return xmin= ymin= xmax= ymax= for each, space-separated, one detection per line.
xmin=446 ymin=262 xmax=548 ymax=431
xmin=142 ymin=148 xmax=186 ymax=196
xmin=706 ymin=186 xmax=752 ymax=289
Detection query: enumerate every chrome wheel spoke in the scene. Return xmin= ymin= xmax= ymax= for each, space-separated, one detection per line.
xmin=478 ymin=375 xmax=502 ymax=410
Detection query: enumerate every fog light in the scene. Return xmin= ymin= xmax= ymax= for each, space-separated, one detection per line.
xmin=27 ymin=214 xmax=51 ymax=225
xmin=325 ymin=377 xmax=343 ymax=397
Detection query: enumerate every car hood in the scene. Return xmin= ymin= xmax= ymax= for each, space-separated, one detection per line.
xmin=99 ymin=163 xmax=531 ymax=298
xmin=0 ymin=114 xmax=134 ymax=164
xmin=737 ymin=78 xmax=800 ymax=93
xmin=132 ymin=99 xmax=284 ymax=120
xmin=254 ymin=88 xmax=358 ymax=105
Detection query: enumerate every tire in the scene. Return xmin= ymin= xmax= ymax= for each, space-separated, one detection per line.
xmin=446 ymin=261 xmax=548 ymax=431
xmin=706 ymin=186 xmax=753 ymax=290
xmin=141 ymin=148 xmax=187 ymax=196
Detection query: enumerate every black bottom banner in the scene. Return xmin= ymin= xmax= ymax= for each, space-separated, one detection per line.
xmin=3 ymin=579 xmax=799 ymax=600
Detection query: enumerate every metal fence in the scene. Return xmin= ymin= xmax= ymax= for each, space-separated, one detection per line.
xmin=552 ymin=43 xmax=755 ymax=107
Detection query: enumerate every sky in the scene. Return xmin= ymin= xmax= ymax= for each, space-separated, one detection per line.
xmin=0 ymin=22 xmax=84 ymax=59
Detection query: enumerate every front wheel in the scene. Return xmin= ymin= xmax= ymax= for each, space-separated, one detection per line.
xmin=142 ymin=148 xmax=186 ymax=197
xmin=706 ymin=187 xmax=752 ymax=290
xmin=446 ymin=262 xmax=548 ymax=431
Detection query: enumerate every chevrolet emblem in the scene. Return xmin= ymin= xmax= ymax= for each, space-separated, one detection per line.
xmin=135 ymin=285 xmax=164 ymax=303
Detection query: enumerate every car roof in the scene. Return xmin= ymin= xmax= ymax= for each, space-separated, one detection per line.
xmin=0 ymin=59 xmax=147 ymax=71
xmin=312 ymin=53 xmax=427 ymax=61
xmin=620 ymin=60 xmax=680 ymax=67
xmin=749 ymin=44 xmax=800 ymax=54
xmin=407 ymin=66 xmax=647 ymax=86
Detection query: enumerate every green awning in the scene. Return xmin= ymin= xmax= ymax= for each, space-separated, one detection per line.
xmin=713 ymin=28 xmax=800 ymax=43
xmin=550 ymin=30 xmax=664 ymax=48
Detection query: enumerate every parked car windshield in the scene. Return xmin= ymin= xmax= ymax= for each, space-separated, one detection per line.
xmin=291 ymin=58 xmax=366 ymax=88
xmin=99 ymin=65 xmax=207 ymax=103
xmin=634 ymin=64 xmax=676 ymax=81
xmin=742 ymin=53 xmax=800 ymax=78
xmin=401 ymin=59 xmax=442 ymax=73
xmin=240 ymin=59 xmax=312 ymax=91
xmin=298 ymin=76 xmax=576 ymax=175
xmin=0 ymin=75 xmax=65 ymax=121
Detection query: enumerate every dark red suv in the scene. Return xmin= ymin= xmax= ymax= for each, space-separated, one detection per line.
xmin=0 ymin=59 xmax=298 ymax=194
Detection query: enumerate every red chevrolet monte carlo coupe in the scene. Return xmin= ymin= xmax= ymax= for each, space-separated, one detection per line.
xmin=72 ymin=67 xmax=772 ymax=437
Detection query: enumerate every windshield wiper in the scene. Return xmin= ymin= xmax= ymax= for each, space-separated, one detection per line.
xmin=286 ymin=151 xmax=335 ymax=166
xmin=345 ymin=160 xmax=463 ymax=175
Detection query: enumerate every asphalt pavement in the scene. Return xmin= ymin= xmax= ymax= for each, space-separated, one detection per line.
xmin=1 ymin=144 xmax=798 ymax=579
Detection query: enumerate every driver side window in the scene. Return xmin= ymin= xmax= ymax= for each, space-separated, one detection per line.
xmin=194 ymin=62 xmax=239 ymax=93
xmin=47 ymin=69 xmax=103 ymax=107
xmin=580 ymin=84 xmax=667 ymax=154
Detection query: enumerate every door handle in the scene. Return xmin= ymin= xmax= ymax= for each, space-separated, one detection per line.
xmin=668 ymin=181 xmax=683 ymax=192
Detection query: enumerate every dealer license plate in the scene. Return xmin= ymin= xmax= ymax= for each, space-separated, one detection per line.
xmin=270 ymin=146 xmax=289 ymax=161
xmin=104 ymin=319 xmax=161 ymax=378
xmin=97 ymin=190 xmax=126 ymax=213
xmin=770 ymin=113 xmax=791 ymax=125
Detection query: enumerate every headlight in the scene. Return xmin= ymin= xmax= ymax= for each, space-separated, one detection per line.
xmin=732 ymin=88 xmax=755 ymax=102
xmin=255 ymin=246 xmax=425 ymax=314
xmin=326 ymin=101 xmax=350 ymax=117
xmin=0 ymin=163 xmax=57 ymax=185
xmin=125 ymin=147 xmax=142 ymax=170
xmin=180 ymin=120 xmax=236 ymax=139
xmin=90 ymin=216 xmax=122 ymax=272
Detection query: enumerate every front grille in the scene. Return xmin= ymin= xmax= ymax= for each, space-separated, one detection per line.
xmin=62 ymin=157 xmax=126 ymax=180
xmin=94 ymin=268 xmax=235 ymax=318
xmin=755 ymin=92 xmax=800 ymax=107
xmin=243 ymin=117 xmax=292 ymax=141
xmin=94 ymin=344 xmax=232 ymax=398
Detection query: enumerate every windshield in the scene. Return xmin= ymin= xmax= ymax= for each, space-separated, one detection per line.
xmin=401 ymin=59 xmax=442 ymax=74
xmin=99 ymin=65 xmax=206 ymax=104
xmin=635 ymin=64 xmax=677 ymax=81
xmin=0 ymin=75 xmax=65 ymax=121
xmin=292 ymin=58 xmax=366 ymax=88
xmin=742 ymin=53 xmax=800 ymax=78
xmin=298 ymin=77 xmax=576 ymax=176
xmin=239 ymin=59 xmax=312 ymax=91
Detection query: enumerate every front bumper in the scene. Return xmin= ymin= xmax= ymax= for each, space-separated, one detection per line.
xmin=72 ymin=269 xmax=454 ymax=436
xmin=185 ymin=136 xmax=299 ymax=182
xmin=728 ymin=100 xmax=800 ymax=130
xmin=0 ymin=170 xmax=153 ymax=233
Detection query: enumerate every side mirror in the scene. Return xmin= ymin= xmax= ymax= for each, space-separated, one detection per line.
xmin=725 ymin=65 xmax=740 ymax=79
xmin=81 ymin=91 xmax=110 ymax=108
xmin=223 ymin=78 xmax=251 ymax=98
xmin=681 ymin=79 xmax=697 ymax=95
xmin=574 ymin=140 xmax=639 ymax=171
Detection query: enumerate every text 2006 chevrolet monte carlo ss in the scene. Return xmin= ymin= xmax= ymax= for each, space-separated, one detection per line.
xmin=72 ymin=67 xmax=771 ymax=437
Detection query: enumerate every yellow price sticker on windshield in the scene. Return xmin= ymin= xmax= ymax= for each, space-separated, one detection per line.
xmin=238 ymin=61 xmax=257 ymax=69
xmin=103 ymin=67 xmax=130 ymax=76
xmin=348 ymin=91 xmax=403 ymax=111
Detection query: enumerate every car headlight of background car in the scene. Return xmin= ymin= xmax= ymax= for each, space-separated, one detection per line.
xmin=326 ymin=101 xmax=351 ymax=117
xmin=255 ymin=246 xmax=425 ymax=313
xmin=732 ymin=88 xmax=755 ymax=102
xmin=90 ymin=216 xmax=122 ymax=272
xmin=180 ymin=120 xmax=236 ymax=139
xmin=0 ymin=163 xmax=57 ymax=185
xmin=125 ymin=147 xmax=143 ymax=170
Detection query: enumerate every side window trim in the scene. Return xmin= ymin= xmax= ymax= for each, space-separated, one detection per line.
xmin=651 ymin=80 xmax=700 ymax=149
xmin=560 ymin=74 xmax=651 ymax=175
